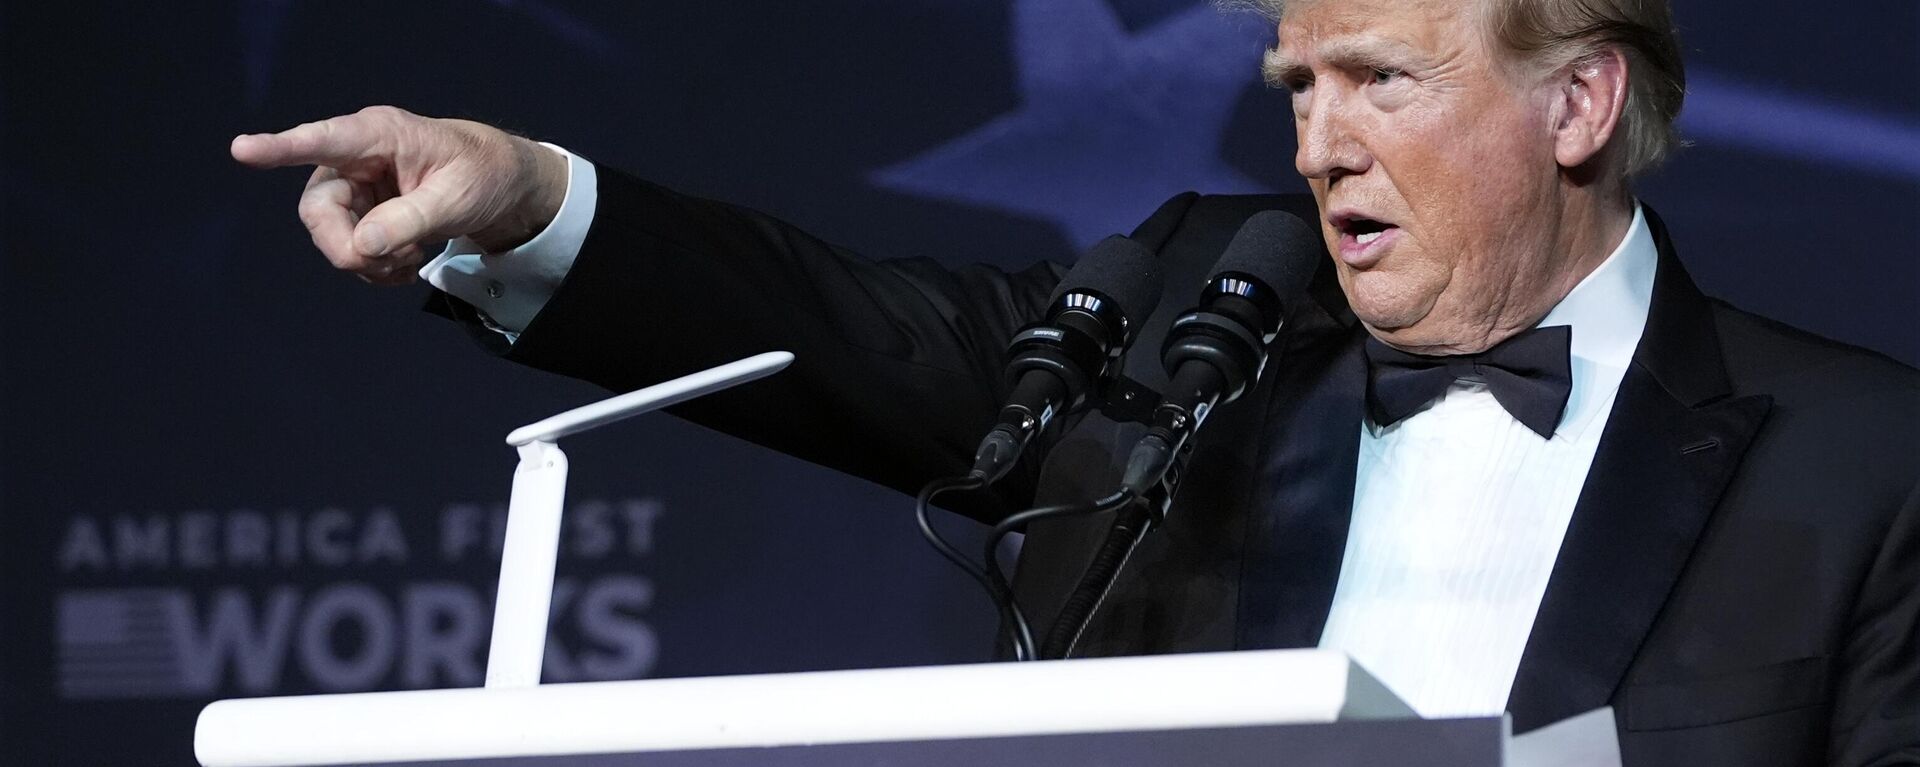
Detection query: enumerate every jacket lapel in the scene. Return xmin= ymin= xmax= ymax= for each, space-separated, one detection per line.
xmin=1235 ymin=266 xmax=1370 ymax=651
xmin=1505 ymin=210 xmax=1773 ymax=731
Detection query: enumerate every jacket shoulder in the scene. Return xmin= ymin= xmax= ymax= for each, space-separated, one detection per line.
xmin=1710 ymin=300 xmax=1919 ymax=498
xmin=1710 ymin=299 xmax=1920 ymax=403
xmin=1129 ymin=192 xmax=1319 ymax=252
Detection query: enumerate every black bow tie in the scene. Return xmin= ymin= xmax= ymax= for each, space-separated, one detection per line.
xmin=1363 ymin=325 xmax=1574 ymax=438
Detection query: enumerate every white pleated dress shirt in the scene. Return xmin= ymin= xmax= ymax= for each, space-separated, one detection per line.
xmin=1317 ymin=207 xmax=1658 ymax=717
xmin=424 ymin=147 xmax=1661 ymax=719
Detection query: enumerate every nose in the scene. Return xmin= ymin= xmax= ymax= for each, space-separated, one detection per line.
xmin=1294 ymin=86 xmax=1371 ymax=182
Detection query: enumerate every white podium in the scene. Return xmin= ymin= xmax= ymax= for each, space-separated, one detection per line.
xmin=193 ymin=354 xmax=1614 ymax=767
xmin=196 ymin=647 xmax=1432 ymax=766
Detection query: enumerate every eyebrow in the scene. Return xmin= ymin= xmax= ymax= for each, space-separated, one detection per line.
xmin=1263 ymin=37 xmax=1432 ymax=86
xmin=1262 ymin=48 xmax=1308 ymax=87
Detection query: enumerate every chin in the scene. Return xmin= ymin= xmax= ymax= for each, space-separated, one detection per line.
xmin=1344 ymin=291 xmax=1428 ymax=333
xmin=1349 ymin=303 xmax=1460 ymax=352
xmin=1363 ymin=324 xmax=1438 ymax=349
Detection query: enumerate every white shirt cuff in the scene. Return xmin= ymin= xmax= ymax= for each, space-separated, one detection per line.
xmin=420 ymin=142 xmax=599 ymax=339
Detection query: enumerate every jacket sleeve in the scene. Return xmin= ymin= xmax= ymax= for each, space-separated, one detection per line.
xmin=430 ymin=163 xmax=1066 ymax=518
xmin=1828 ymin=472 xmax=1920 ymax=766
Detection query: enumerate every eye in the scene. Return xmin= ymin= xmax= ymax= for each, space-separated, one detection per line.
xmin=1280 ymin=75 xmax=1313 ymax=94
xmin=1370 ymin=67 xmax=1404 ymax=85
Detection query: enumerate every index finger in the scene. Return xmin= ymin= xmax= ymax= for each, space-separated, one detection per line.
xmin=230 ymin=112 xmax=387 ymax=170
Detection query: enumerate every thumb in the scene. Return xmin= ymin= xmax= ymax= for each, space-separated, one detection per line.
xmin=352 ymin=182 xmax=452 ymax=257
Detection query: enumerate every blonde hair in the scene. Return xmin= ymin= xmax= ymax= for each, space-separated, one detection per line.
xmin=1240 ymin=0 xmax=1685 ymax=177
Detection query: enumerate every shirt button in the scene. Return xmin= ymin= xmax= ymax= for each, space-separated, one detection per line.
xmin=486 ymin=280 xmax=505 ymax=299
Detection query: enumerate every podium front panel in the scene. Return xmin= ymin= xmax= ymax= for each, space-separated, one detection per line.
xmin=355 ymin=718 xmax=1506 ymax=767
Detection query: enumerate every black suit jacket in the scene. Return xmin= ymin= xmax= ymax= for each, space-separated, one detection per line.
xmin=437 ymin=165 xmax=1920 ymax=766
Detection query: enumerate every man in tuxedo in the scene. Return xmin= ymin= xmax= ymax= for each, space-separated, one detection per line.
xmin=231 ymin=0 xmax=1918 ymax=764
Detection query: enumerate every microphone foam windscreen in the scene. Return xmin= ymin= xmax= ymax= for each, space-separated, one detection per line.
xmin=1214 ymin=210 xmax=1322 ymax=301
xmin=1051 ymin=234 xmax=1165 ymax=322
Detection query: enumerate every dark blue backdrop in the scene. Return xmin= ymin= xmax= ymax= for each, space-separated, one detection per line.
xmin=3 ymin=1 xmax=1915 ymax=764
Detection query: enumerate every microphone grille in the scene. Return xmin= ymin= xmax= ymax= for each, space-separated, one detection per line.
xmin=1212 ymin=210 xmax=1322 ymax=303
xmin=1050 ymin=234 xmax=1164 ymax=323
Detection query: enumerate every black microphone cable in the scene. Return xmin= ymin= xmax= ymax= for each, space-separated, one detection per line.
xmin=912 ymin=474 xmax=1039 ymax=659
xmin=979 ymin=489 xmax=1136 ymax=661
xmin=915 ymin=475 xmax=1094 ymax=661
xmin=914 ymin=476 xmax=1137 ymax=662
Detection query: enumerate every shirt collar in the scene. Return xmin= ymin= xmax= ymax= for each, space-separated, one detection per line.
xmin=1535 ymin=202 xmax=1658 ymax=439
xmin=1538 ymin=202 xmax=1658 ymax=371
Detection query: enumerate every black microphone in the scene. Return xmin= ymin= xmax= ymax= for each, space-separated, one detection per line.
xmin=1037 ymin=211 xmax=1321 ymax=660
xmin=1120 ymin=210 xmax=1320 ymax=497
xmin=970 ymin=235 xmax=1163 ymax=484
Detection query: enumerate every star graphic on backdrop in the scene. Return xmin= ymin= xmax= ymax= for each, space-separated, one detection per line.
xmin=870 ymin=0 xmax=1279 ymax=248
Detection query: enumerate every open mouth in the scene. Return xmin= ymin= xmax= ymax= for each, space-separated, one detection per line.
xmin=1328 ymin=212 xmax=1401 ymax=265
xmin=1334 ymin=214 xmax=1396 ymax=243
xmin=1344 ymin=217 xmax=1393 ymax=246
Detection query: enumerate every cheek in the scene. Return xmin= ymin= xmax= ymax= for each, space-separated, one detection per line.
xmin=1391 ymin=103 xmax=1551 ymax=264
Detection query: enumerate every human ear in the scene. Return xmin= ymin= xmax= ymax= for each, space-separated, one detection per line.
xmin=1552 ymin=48 xmax=1630 ymax=170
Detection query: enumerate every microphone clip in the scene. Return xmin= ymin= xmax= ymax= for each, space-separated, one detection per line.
xmin=1089 ymin=373 xmax=1163 ymax=425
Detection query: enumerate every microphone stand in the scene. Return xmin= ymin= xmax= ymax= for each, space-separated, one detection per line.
xmin=1037 ymin=444 xmax=1191 ymax=660
xmin=1036 ymin=500 xmax=1153 ymax=660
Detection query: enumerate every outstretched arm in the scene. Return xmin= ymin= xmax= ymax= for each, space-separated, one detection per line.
xmin=478 ymin=164 xmax=1062 ymax=514
xmin=234 ymin=107 xmax=1063 ymax=516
